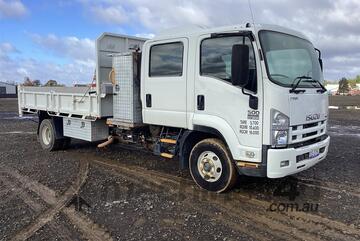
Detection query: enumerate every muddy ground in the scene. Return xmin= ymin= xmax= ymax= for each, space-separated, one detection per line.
xmin=0 ymin=97 xmax=359 ymax=241
xmin=329 ymin=95 xmax=360 ymax=107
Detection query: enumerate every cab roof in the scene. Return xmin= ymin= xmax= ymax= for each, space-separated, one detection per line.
xmin=151 ymin=23 xmax=310 ymax=42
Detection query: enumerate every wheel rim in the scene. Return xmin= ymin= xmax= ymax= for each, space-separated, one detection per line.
xmin=197 ymin=151 xmax=223 ymax=182
xmin=42 ymin=125 xmax=51 ymax=145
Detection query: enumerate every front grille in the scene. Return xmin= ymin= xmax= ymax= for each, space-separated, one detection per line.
xmin=303 ymin=122 xmax=318 ymax=129
xmin=289 ymin=134 xmax=328 ymax=149
xmin=303 ymin=131 xmax=317 ymax=138
xmin=290 ymin=120 xmax=326 ymax=144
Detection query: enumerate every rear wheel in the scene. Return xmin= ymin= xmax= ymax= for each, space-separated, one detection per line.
xmin=62 ymin=137 xmax=71 ymax=149
xmin=39 ymin=119 xmax=64 ymax=151
xmin=189 ymin=138 xmax=237 ymax=193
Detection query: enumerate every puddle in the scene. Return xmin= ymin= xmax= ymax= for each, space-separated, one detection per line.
xmin=0 ymin=112 xmax=37 ymax=120
xmin=0 ymin=131 xmax=36 ymax=135
xmin=2 ymin=116 xmax=37 ymax=120
xmin=328 ymin=124 xmax=360 ymax=138
xmin=329 ymin=106 xmax=360 ymax=110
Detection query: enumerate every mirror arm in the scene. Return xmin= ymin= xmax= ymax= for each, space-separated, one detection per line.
xmin=242 ymin=88 xmax=258 ymax=110
xmin=241 ymin=88 xmax=251 ymax=97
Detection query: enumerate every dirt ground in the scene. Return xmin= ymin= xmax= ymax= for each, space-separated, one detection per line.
xmin=0 ymin=97 xmax=359 ymax=241
xmin=328 ymin=95 xmax=360 ymax=107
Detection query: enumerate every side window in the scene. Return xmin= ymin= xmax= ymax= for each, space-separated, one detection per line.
xmin=149 ymin=42 xmax=184 ymax=77
xmin=200 ymin=36 xmax=257 ymax=92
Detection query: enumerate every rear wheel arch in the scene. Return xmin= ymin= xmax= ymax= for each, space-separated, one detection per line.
xmin=38 ymin=119 xmax=64 ymax=151
xmin=37 ymin=111 xmax=64 ymax=139
xmin=37 ymin=111 xmax=50 ymax=135
xmin=37 ymin=112 xmax=69 ymax=151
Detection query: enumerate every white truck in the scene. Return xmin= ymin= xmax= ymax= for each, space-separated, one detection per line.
xmin=18 ymin=24 xmax=330 ymax=193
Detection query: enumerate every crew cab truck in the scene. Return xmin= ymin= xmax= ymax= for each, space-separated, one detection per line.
xmin=18 ymin=24 xmax=330 ymax=193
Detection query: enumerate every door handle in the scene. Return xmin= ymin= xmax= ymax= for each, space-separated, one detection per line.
xmin=197 ymin=95 xmax=205 ymax=110
xmin=146 ymin=94 xmax=152 ymax=107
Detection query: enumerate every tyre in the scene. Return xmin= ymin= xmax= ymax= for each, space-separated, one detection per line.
xmin=38 ymin=119 xmax=64 ymax=151
xmin=189 ymin=138 xmax=237 ymax=193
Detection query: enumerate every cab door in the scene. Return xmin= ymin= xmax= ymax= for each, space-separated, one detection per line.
xmin=193 ymin=34 xmax=263 ymax=162
xmin=143 ymin=38 xmax=188 ymax=128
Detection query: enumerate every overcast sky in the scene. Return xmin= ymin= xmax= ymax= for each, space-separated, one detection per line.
xmin=1 ymin=0 xmax=360 ymax=85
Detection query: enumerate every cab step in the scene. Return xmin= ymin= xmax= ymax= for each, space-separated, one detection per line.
xmin=153 ymin=127 xmax=183 ymax=159
xmin=160 ymin=138 xmax=177 ymax=144
xmin=160 ymin=152 xmax=174 ymax=158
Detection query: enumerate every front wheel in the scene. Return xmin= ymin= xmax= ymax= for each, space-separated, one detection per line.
xmin=189 ymin=138 xmax=237 ymax=193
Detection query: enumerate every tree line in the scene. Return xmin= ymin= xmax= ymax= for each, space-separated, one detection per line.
xmin=336 ymin=76 xmax=360 ymax=94
xmin=22 ymin=77 xmax=63 ymax=87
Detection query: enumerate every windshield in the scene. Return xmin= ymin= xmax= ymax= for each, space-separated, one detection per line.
xmin=259 ymin=31 xmax=323 ymax=87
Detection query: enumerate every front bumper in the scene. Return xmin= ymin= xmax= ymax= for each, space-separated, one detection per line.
xmin=267 ymin=135 xmax=330 ymax=178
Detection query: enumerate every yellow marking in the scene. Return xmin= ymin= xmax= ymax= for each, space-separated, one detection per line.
xmin=160 ymin=153 xmax=174 ymax=159
xmin=237 ymin=161 xmax=259 ymax=168
xmin=160 ymin=138 xmax=177 ymax=144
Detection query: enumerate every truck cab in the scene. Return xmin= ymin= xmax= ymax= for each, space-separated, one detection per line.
xmin=140 ymin=24 xmax=330 ymax=191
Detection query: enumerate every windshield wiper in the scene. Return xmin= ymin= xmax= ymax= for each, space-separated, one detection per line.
xmin=289 ymin=76 xmax=312 ymax=94
xmin=302 ymin=79 xmax=327 ymax=93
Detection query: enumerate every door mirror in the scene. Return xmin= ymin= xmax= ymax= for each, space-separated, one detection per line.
xmin=231 ymin=44 xmax=249 ymax=86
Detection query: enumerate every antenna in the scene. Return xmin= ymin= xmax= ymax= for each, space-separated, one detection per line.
xmin=248 ymin=0 xmax=256 ymax=28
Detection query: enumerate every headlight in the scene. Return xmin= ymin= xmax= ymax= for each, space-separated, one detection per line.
xmin=271 ymin=109 xmax=289 ymax=147
xmin=273 ymin=130 xmax=288 ymax=146
xmin=271 ymin=109 xmax=289 ymax=130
